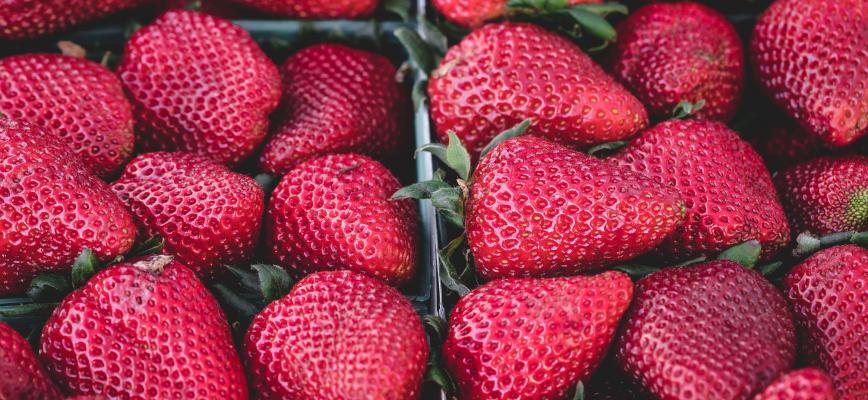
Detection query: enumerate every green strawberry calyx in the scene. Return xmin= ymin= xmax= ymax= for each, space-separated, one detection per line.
xmin=505 ymin=1 xmax=628 ymax=50
xmin=671 ymin=99 xmax=706 ymax=120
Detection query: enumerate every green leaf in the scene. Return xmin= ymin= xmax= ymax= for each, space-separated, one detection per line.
xmin=446 ymin=132 xmax=472 ymax=180
xmin=850 ymin=231 xmax=868 ymax=247
xmin=425 ymin=365 xmax=457 ymax=395
xmin=382 ymin=0 xmax=411 ymax=21
xmin=422 ymin=315 xmax=448 ymax=339
xmin=26 ymin=273 xmax=72 ymax=302
xmin=183 ymin=0 xmax=202 ymax=10
xmin=71 ymin=248 xmax=98 ymax=288
xmin=673 ymin=256 xmax=707 ymax=267
xmin=757 ymin=261 xmax=784 ymax=276
xmin=572 ymin=382 xmax=585 ymax=400
xmin=412 ymin=78 xmax=428 ymax=111
xmin=572 ymin=2 xmax=629 ymax=16
xmin=717 ymin=240 xmax=762 ymax=268
xmin=672 ymin=99 xmax=706 ymax=119
xmin=0 ymin=302 xmax=59 ymax=317
xmin=612 ymin=264 xmax=659 ymax=280
xmin=394 ymin=27 xmax=437 ymax=74
xmin=479 ymin=119 xmax=533 ymax=159
xmin=587 ymin=140 xmax=627 ymax=157
xmin=508 ymin=0 xmax=569 ymax=11
xmin=564 ymin=8 xmax=617 ymax=43
xmin=439 ymin=210 xmax=466 ymax=229
xmin=439 ymin=234 xmax=471 ymax=296
xmin=416 ymin=143 xmax=448 ymax=165
xmin=431 ymin=187 xmax=463 ymax=213
xmin=252 ymin=264 xmax=293 ymax=305
xmin=420 ymin=19 xmax=449 ymax=55
xmin=209 ymin=283 xmax=260 ymax=322
xmin=132 ymin=235 xmax=165 ymax=257
xmin=392 ymin=180 xmax=452 ymax=200
xmin=225 ymin=266 xmax=261 ymax=293
xmin=123 ymin=20 xmax=143 ymax=39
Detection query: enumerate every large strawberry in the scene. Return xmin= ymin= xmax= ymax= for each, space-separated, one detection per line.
xmin=244 ymin=270 xmax=428 ymax=399
xmin=118 ymin=10 xmax=281 ymax=166
xmin=111 ymin=152 xmax=264 ymax=280
xmin=783 ymin=245 xmax=868 ymax=399
xmin=616 ymin=261 xmax=796 ymax=400
xmin=751 ymin=0 xmax=868 ymax=146
xmin=259 ymin=44 xmax=407 ymax=175
xmin=0 ymin=322 xmax=63 ymax=399
xmin=219 ymin=0 xmax=378 ymax=18
xmin=444 ymin=271 xmax=633 ymax=400
xmin=0 ymin=53 xmax=134 ymax=179
xmin=0 ymin=0 xmax=151 ymax=40
xmin=266 ymin=153 xmax=418 ymax=286
xmin=0 ymin=118 xmax=136 ymax=296
xmin=611 ymin=119 xmax=790 ymax=261
xmin=432 ymin=0 xmax=602 ymax=29
xmin=608 ymin=2 xmax=744 ymax=121
xmin=428 ymin=22 xmax=648 ymax=159
xmin=753 ymin=368 xmax=838 ymax=400
xmin=40 ymin=255 xmax=248 ymax=399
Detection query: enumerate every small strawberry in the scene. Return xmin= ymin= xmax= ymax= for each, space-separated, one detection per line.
xmin=783 ymin=245 xmax=868 ymax=399
xmin=0 ymin=0 xmax=151 ymax=40
xmin=432 ymin=0 xmax=603 ymax=29
xmin=751 ymin=0 xmax=868 ymax=146
xmin=111 ymin=152 xmax=264 ymax=280
xmin=259 ymin=44 xmax=407 ymax=175
xmin=444 ymin=271 xmax=633 ymax=400
xmin=40 ymin=255 xmax=248 ymax=399
xmin=244 ymin=270 xmax=428 ymax=399
xmin=266 ymin=153 xmax=418 ymax=286
xmin=0 ymin=53 xmax=135 ymax=179
xmin=608 ymin=2 xmax=744 ymax=121
xmin=616 ymin=260 xmax=796 ymax=400
xmin=0 ymin=322 xmax=63 ymax=400
xmin=118 ymin=10 xmax=281 ymax=166
xmin=428 ymin=22 xmax=648 ymax=159
xmin=753 ymin=368 xmax=838 ymax=400
xmin=220 ymin=0 xmax=378 ymax=18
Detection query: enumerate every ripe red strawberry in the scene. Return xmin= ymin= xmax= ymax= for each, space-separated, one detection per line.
xmin=0 ymin=322 xmax=64 ymax=400
xmin=259 ymin=44 xmax=407 ymax=175
xmin=428 ymin=22 xmax=648 ymax=159
xmin=751 ymin=0 xmax=868 ymax=146
xmin=444 ymin=271 xmax=633 ymax=400
xmin=244 ymin=270 xmax=428 ymax=399
xmin=0 ymin=119 xmax=136 ymax=296
xmin=219 ymin=0 xmax=378 ymax=18
xmin=432 ymin=0 xmax=602 ymax=29
xmin=611 ymin=119 xmax=790 ymax=261
xmin=609 ymin=2 xmax=744 ymax=121
xmin=616 ymin=261 xmax=797 ymax=400
xmin=774 ymin=155 xmax=868 ymax=236
xmin=111 ymin=152 xmax=264 ymax=280
xmin=467 ymin=135 xmax=683 ymax=279
xmin=753 ymin=368 xmax=837 ymax=400
xmin=783 ymin=245 xmax=868 ymax=399
xmin=0 ymin=54 xmax=134 ymax=179
xmin=265 ymin=153 xmax=418 ymax=285
xmin=40 ymin=255 xmax=248 ymax=399
xmin=118 ymin=10 xmax=281 ymax=166
xmin=0 ymin=0 xmax=150 ymax=40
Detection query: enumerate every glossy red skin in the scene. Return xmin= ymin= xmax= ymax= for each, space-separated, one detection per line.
xmin=0 ymin=119 xmax=136 ymax=296
xmin=259 ymin=44 xmax=407 ymax=175
xmin=428 ymin=23 xmax=648 ymax=159
xmin=784 ymin=245 xmax=868 ymax=399
xmin=0 ymin=322 xmax=63 ymax=400
xmin=0 ymin=0 xmax=150 ymax=40
xmin=222 ymin=0 xmax=377 ymax=18
xmin=111 ymin=152 xmax=264 ymax=280
xmin=266 ymin=153 xmax=418 ymax=286
xmin=432 ymin=0 xmax=602 ymax=29
xmin=467 ymin=136 xmax=683 ymax=279
xmin=118 ymin=11 xmax=281 ymax=166
xmin=244 ymin=270 xmax=428 ymax=400
xmin=444 ymin=272 xmax=633 ymax=400
xmin=775 ymin=155 xmax=868 ymax=236
xmin=753 ymin=368 xmax=838 ymax=400
xmin=0 ymin=54 xmax=134 ymax=179
xmin=751 ymin=0 xmax=868 ymax=147
xmin=612 ymin=119 xmax=790 ymax=261
xmin=609 ymin=2 xmax=744 ymax=121
xmin=40 ymin=256 xmax=247 ymax=399
xmin=616 ymin=261 xmax=796 ymax=400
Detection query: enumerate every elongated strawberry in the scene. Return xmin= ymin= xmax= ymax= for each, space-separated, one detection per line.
xmin=118 ymin=10 xmax=280 ymax=166
xmin=444 ymin=271 xmax=633 ymax=400
xmin=111 ymin=152 xmax=264 ymax=280
xmin=428 ymin=22 xmax=648 ymax=159
xmin=244 ymin=270 xmax=428 ymax=399
xmin=784 ymin=245 xmax=868 ymax=399
xmin=259 ymin=44 xmax=407 ymax=175
xmin=0 ymin=118 xmax=136 ymax=296
xmin=0 ymin=53 xmax=134 ymax=179
xmin=0 ymin=322 xmax=63 ymax=400
xmin=616 ymin=261 xmax=796 ymax=400
xmin=219 ymin=0 xmax=378 ymax=18
xmin=432 ymin=0 xmax=603 ymax=29
xmin=753 ymin=368 xmax=838 ymax=400
xmin=0 ymin=0 xmax=151 ymax=40
xmin=751 ymin=0 xmax=868 ymax=146
xmin=40 ymin=255 xmax=248 ymax=399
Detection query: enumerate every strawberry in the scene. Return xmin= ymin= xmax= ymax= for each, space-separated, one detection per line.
xmin=0 ymin=322 xmax=63 ymax=400
xmin=244 ymin=270 xmax=428 ymax=399
xmin=219 ymin=0 xmax=378 ymax=18
xmin=0 ymin=0 xmax=151 ymax=40
xmin=0 ymin=53 xmax=134 ymax=179
xmin=0 ymin=118 xmax=136 ymax=296
xmin=751 ymin=0 xmax=868 ymax=146
xmin=39 ymin=255 xmax=248 ymax=399
xmin=432 ymin=0 xmax=602 ymax=29
xmin=753 ymin=368 xmax=838 ymax=400
xmin=616 ymin=260 xmax=796 ymax=400
xmin=259 ymin=44 xmax=407 ymax=175
xmin=111 ymin=152 xmax=264 ymax=280
xmin=118 ymin=10 xmax=281 ymax=166
xmin=466 ymin=135 xmax=684 ymax=279
xmin=783 ymin=245 xmax=868 ymax=399
xmin=608 ymin=2 xmax=744 ymax=121
xmin=444 ymin=271 xmax=633 ymax=400
xmin=428 ymin=22 xmax=648 ymax=159
xmin=265 ymin=153 xmax=418 ymax=286
xmin=611 ymin=119 xmax=790 ymax=261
